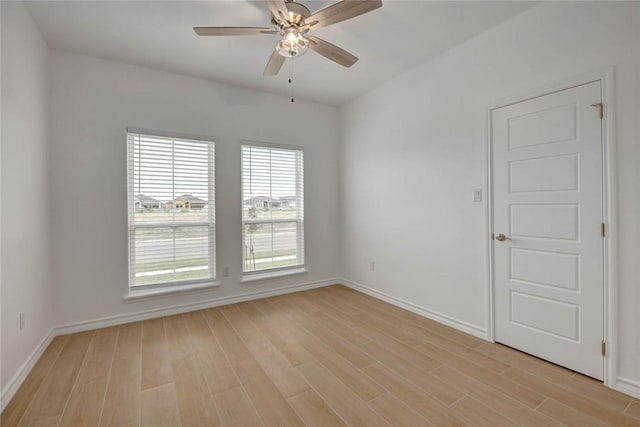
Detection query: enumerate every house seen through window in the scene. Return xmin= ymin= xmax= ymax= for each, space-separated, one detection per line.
xmin=127 ymin=131 xmax=215 ymax=288
xmin=242 ymin=144 xmax=304 ymax=275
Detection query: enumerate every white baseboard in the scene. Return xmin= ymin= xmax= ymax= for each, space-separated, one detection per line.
xmin=1 ymin=328 xmax=55 ymax=412
xmin=615 ymin=377 xmax=640 ymax=400
xmin=55 ymin=278 xmax=339 ymax=335
xmin=341 ymin=278 xmax=489 ymax=340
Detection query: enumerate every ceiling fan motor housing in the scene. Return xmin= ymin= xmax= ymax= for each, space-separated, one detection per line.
xmin=271 ymin=1 xmax=311 ymax=26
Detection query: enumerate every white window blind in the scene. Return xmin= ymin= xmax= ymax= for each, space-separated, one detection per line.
xmin=127 ymin=132 xmax=215 ymax=288
xmin=242 ymin=144 xmax=304 ymax=275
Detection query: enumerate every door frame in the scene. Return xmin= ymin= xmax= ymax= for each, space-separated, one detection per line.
xmin=484 ymin=67 xmax=617 ymax=387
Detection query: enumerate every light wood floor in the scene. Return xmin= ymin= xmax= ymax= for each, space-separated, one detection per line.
xmin=3 ymin=285 xmax=640 ymax=427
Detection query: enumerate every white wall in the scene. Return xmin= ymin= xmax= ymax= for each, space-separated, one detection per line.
xmin=49 ymin=51 xmax=340 ymax=327
xmin=1 ymin=2 xmax=53 ymax=392
xmin=339 ymin=2 xmax=640 ymax=385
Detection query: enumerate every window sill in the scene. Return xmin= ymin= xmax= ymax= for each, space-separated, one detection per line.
xmin=240 ymin=268 xmax=308 ymax=284
xmin=123 ymin=281 xmax=220 ymax=302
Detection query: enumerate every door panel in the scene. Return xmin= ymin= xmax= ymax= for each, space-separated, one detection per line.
xmin=510 ymin=203 xmax=579 ymax=240
xmin=510 ymin=248 xmax=580 ymax=291
xmin=492 ymin=81 xmax=604 ymax=380
xmin=510 ymin=291 xmax=580 ymax=340
xmin=509 ymin=154 xmax=579 ymax=193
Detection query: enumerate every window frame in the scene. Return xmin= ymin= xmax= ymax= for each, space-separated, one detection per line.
xmin=241 ymin=141 xmax=305 ymax=278
xmin=126 ymin=128 xmax=217 ymax=291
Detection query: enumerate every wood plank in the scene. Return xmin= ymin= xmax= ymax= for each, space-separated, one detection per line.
xmin=325 ymin=286 xmax=486 ymax=349
xmin=231 ymin=356 xmax=304 ymax=426
xmin=299 ymin=330 xmax=385 ymax=401
xmin=221 ymin=305 xmax=310 ymax=398
xmin=1 ymin=336 xmax=69 ymax=426
xmin=172 ymin=354 xmax=221 ymax=427
xmin=368 ymin=392 xmax=433 ymax=427
xmin=451 ymin=396 xmax=516 ymax=427
xmin=537 ymin=398 xmax=610 ymax=427
xmin=204 ymin=309 xmax=303 ymax=426
xmin=58 ymin=327 xmax=118 ymax=426
xmin=362 ymin=363 xmax=466 ymax=427
xmin=313 ymin=289 xmax=427 ymax=348
xmin=476 ymin=342 xmax=575 ymax=384
xmin=213 ymin=387 xmax=263 ymax=427
xmin=75 ymin=327 xmax=118 ymax=386
xmin=59 ymin=331 xmax=95 ymax=358
xmin=58 ymin=380 xmax=108 ymax=427
xmin=201 ymin=309 xmax=253 ymax=362
xmin=141 ymin=318 xmax=172 ymax=390
xmin=431 ymin=365 xmax=563 ymax=427
xmin=302 ymin=293 xmax=375 ymax=335
xmin=361 ymin=340 xmax=462 ymax=405
xmin=416 ymin=341 xmax=546 ymax=408
xmin=195 ymin=335 xmax=239 ymax=394
xmin=287 ymin=389 xmax=348 ymax=427
xmin=99 ymin=356 xmax=141 ymax=427
xmin=18 ymin=352 xmax=85 ymax=424
xmin=363 ymin=331 xmax=441 ymax=371
xmin=182 ymin=310 xmax=239 ymax=394
xmin=303 ymin=322 xmax=376 ymax=368
xmin=240 ymin=301 xmax=314 ymax=366
xmin=163 ymin=314 xmax=193 ymax=361
xmin=18 ymin=415 xmax=60 ymax=426
xmin=86 ymin=327 xmax=120 ymax=357
xmin=297 ymin=362 xmax=389 ymax=427
xmin=295 ymin=290 xmax=368 ymax=329
xmin=566 ymin=373 xmax=634 ymax=413
xmin=628 ymin=401 xmax=640 ymax=420
xmin=309 ymin=311 xmax=372 ymax=346
xmin=503 ymin=367 xmax=640 ymax=427
xmin=279 ymin=292 xmax=325 ymax=316
xmin=113 ymin=322 xmax=142 ymax=360
xmin=478 ymin=343 xmax=632 ymax=413
xmin=140 ymin=383 xmax=181 ymax=427
xmin=295 ymin=292 xmax=372 ymax=346
xmin=403 ymin=328 xmax=509 ymax=374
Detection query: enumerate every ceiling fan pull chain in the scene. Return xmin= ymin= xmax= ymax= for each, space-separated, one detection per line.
xmin=290 ymin=57 xmax=295 ymax=103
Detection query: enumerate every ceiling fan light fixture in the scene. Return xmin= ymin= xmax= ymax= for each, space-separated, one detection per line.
xmin=194 ymin=0 xmax=384 ymax=75
xmin=276 ymin=28 xmax=309 ymax=57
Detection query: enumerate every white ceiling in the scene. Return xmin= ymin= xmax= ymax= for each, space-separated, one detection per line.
xmin=26 ymin=1 xmax=535 ymax=106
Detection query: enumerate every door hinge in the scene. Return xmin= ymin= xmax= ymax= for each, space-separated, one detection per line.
xmin=601 ymin=340 xmax=606 ymax=356
xmin=601 ymin=222 xmax=606 ymax=238
xmin=591 ymin=102 xmax=604 ymax=119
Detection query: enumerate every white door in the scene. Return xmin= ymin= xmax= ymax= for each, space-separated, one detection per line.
xmin=492 ymin=81 xmax=604 ymax=380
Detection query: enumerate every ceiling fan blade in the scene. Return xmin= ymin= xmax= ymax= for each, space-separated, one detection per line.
xmin=308 ymin=36 xmax=358 ymax=68
xmin=306 ymin=0 xmax=382 ymax=29
xmin=263 ymin=50 xmax=286 ymax=76
xmin=264 ymin=0 xmax=290 ymax=21
xmin=193 ymin=27 xmax=277 ymax=36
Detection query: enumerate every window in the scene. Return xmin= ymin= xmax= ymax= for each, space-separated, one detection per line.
xmin=242 ymin=144 xmax=304 ymax=275
xmin=127 ymin=131 xmax=215 ymax=289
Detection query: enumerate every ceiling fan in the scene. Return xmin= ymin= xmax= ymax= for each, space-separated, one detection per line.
xmin=194 ymin=0 xmax=383 ymax=76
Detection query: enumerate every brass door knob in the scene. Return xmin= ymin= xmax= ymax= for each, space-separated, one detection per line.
xmin=495 ymin=233 xmax=511 ymax=241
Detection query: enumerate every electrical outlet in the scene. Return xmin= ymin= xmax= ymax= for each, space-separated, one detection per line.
xmin=222 ymin=266 xmax=230 ymax=277
xmin=369 ymin=261 xmax=375 ymax=271
xmin=473 ymin=188 xmax=482 ymax=202
xmin=19 ymin=312 xmax=25 ymax=330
